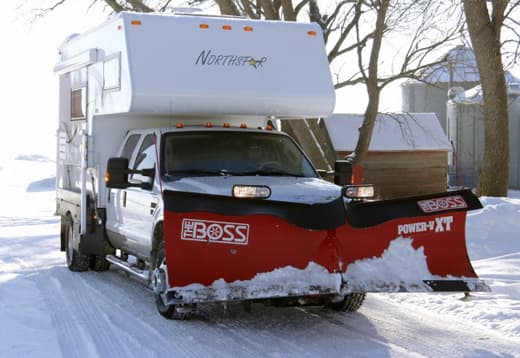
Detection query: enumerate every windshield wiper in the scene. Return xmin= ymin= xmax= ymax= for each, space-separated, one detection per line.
xmin=229 ymin=170 xmax=303 ymax=177
xmin=165 ymin=169 xmax=303 ymax=178
xmin=165 ymin=169 xmax=224 ymax=178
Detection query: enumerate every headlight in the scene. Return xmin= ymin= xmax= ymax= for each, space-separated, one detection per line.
xmin=232 ymin=185 xmax=271 ymax=199
xmin=343 ymin=185 xmax=374 ymax=199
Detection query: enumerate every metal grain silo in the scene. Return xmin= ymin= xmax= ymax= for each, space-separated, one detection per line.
xmin=447 ymin=82 xmax=520 ymax=189
xmin=401 ymin=46 xmax=480 ymax=133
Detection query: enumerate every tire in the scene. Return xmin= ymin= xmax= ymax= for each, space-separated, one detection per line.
xmin=152 ymin=242 xmax=194 ymax=320
xmin=89 ymin=255 xmax=110 ymax=272
xmin=326 ymin=293 xmax=366 ymax=313
xmin=65 ymin=215 xmax=89 ymax=272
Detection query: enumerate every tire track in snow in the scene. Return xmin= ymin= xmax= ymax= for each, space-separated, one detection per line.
xmin=87 ymin=270 xmax=322 ymax=358
xmin=30 ymin=254 xmax=520 ymax=358
xmin=197 ymin=303 xmax=396 ymax=357
xmin=197 ymin=304 xmax=300 ymax=357
xmin=314 ymin=294 xmax=520 ymax=357
xmin=85 ymin=271 xmax=396 ymax=358
xmin=35 ymin=275 xmax=107 ymax=358
xmin=76 ymin=270 xmax=202 ymax=358
xmin=90 ymin=271 xmax=274 ymax=357
xmin=34 ymin=269 xmax=173 ymax=358
xmin=71 ymin=270 xmax=388 ymax=358
xmin=304 ymin=307 xmax=430 ymax=357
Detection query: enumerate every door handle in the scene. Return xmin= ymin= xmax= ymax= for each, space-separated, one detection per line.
xmin=150 ymin=200 xmax=158 ymax=215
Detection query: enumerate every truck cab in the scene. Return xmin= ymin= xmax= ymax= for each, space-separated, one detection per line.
xmin=105 ymin=124 xmax=341 ymax=266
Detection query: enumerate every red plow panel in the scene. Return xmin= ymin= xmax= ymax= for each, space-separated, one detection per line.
xmin=163 ymin=208 xmax=481 ymax=297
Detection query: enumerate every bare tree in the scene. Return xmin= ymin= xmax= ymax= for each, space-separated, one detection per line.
xmin=341 ymin=0 xmax=464 ymax=165
xmin=463 ymin=0 xmax=517 ymax=196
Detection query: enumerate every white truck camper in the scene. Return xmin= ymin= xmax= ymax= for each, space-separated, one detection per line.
xmin=55 ymin=11 xmax=487 ymax=320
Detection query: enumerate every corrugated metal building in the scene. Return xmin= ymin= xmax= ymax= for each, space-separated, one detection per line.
xmin=401 ymin=46 xmax=480 ymax=132
xmin=447 ymin=83 xmax=520 ymax=189
xmin=325 ymin=113 xmax=450 ymax=199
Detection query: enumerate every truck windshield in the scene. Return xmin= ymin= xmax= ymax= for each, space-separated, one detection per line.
xmin=161 ymin=131 xmax=317 ymax=179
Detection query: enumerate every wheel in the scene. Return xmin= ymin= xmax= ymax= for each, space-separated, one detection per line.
xmin=152 ymin=242 xmax=194 ymax=320
xmin=89 ymin=255 xmax=110 ymax=272
xmin=326 ymin=293 xmax=366 ymax=313
xmin=65 ymin=215 xmax=89 ymax=272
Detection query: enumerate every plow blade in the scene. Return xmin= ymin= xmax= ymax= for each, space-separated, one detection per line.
xmin=163 ymin=190 xmax=489 ymax=305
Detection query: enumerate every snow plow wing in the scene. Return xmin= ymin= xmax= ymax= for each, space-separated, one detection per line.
xmin=163 ymin=189 xmax=489 ymax=305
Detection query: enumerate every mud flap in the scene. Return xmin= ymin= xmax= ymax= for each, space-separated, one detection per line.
xmin=163 ymin=189 xmax=489 ymax=304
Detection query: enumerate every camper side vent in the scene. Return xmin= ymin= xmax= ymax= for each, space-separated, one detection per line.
xmin=103 ymin=53 xmax=121 ymax=91
xmin=71 ymin=88 xmax=86 ymax=120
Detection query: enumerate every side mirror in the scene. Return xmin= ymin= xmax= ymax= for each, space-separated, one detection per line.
xmin=105 ymin=157 xmax=130 ymax=189
xmin=334 ymin=160 xmax=353 ymax=186
xmin=105 ymin=157 xmax=156 ymax=190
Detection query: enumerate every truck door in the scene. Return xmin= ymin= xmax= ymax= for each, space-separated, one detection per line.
xmin=106 ymin=133 xmax=141 ymax=249
xmin=122 ymin=133 xmax=160 ymax=258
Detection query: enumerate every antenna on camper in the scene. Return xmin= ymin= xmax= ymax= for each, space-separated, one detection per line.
xmin=172 ymin=7 xmax=203 ymax=15
xmin=169 ymin=100 xmax=173 ymax=125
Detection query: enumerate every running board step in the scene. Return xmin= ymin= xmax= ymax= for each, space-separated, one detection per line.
xmin=106 ymin=255 xmax=149 ymax=282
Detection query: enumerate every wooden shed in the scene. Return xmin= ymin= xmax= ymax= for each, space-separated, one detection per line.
xmin=325 ymin=113 xmax=451 ymax=200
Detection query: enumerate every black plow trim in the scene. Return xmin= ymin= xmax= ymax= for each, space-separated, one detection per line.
xmin=346 ymin=189 xmax=482 ymax=228
xmin=424 ymin=280 xmax=490 ymax=292
xmin=163 ymin=190 xmax=346 ymax=230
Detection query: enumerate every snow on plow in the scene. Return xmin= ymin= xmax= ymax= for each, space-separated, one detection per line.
xmin=163 ymin=189 xmax=489 ymax=305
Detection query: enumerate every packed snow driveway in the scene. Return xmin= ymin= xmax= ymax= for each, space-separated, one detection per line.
xmin=1 ymin=159 xmax=519 ymax=357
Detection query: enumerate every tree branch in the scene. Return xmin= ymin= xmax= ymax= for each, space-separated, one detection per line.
xmin=127 ymin=0 xmax=153 ymax=12
xmin=327 ymin=0 xmax=362 ymax=63
xmin=215 ymin=0 xmax=241 ymax=16
xmin=294 ymin=0 xmax=311 ymax=17
xmin=104 ymin=0 xmax=126 ymax=12
xmin=239 ymin=0 xmax=260 ymax=18
xmin=280 ymin=0 xmax=296 ymax=21
xmin=260 ymin=0 xmax=279 ymax=19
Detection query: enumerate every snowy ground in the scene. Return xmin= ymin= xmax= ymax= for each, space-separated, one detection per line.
xmin=1 ymin=156 xmax=519 ymax=357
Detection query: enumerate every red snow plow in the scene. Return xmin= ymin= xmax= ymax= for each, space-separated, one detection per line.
xmin=161 ymin=189 xmax=489 ymax=307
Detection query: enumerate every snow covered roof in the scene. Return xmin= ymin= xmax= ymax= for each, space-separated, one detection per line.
xmin=403 ymin=46 xmax=480 ymax=85
xmin=325 ymin=113 xmax=451 ymax=152
xmin=463 ymin=75 xmax=520 ymax=102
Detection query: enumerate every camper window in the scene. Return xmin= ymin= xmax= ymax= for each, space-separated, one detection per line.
xmin=131 ymin=134 xmax=156 ymax=185
xmin=71 ymin=88 xmax=86 ymax=120
xmin=121 ymin=134 xmax=140 ymax=162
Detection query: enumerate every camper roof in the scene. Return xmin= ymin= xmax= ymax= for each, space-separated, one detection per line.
xmin=55 ymin=12 xmax=335 ymax=119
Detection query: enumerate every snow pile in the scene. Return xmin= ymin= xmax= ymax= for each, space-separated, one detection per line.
xmin=343 ymin=237 xmax=434 ymax=292
xmin=178 ymin=262 xmax=343 ymax=303
xmin=466 ymin=196 xmax=520 ymax=260
xmin=383 ymin=193 xmax=520 ymax=339
xmin=179 ymin=237 xmax=438 ymax=302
